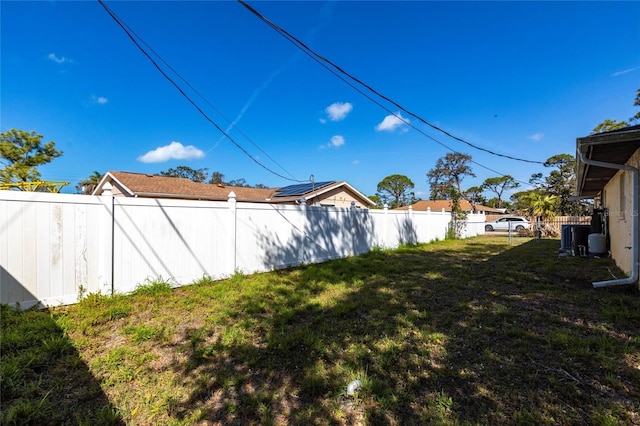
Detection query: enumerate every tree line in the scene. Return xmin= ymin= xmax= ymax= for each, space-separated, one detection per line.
xmin=372 ymin=88 xmax=639 ymax=217
xmin=371 ymin=152 xmax=585 ymax=219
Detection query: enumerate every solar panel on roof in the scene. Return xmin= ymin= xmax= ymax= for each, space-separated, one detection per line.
xmin=274 ymin=181 xmax=334 ymax=197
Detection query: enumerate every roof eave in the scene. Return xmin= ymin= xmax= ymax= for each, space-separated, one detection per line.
xmin=576 ymin=126 xmax=640 ymax=196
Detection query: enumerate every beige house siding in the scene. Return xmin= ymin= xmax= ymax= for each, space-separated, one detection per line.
xmin=603 ymin=148 xmax=640 ymax=276
xmin=311 ymin=187 xmax=369 ymax=208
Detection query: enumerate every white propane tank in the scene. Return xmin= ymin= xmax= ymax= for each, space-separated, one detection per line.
xmin=588 ymin=233 xmax=607 ymax=255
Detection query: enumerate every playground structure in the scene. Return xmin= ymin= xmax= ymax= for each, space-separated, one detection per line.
xmin=0 ymin=181 xmax=69 ymax=193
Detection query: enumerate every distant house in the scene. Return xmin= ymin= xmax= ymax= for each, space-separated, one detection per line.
xmin=92 ymin=171 xmax=376 ymax=208
xmin=575 ymin=125 xmax=640 ymax=287
xmin=394 ymin=199 xmax=504 ymax=214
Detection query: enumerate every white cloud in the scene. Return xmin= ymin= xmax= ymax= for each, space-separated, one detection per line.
xmin=330 ymin=135 xmax=345 ymax=147
xmin=138 ymin=141 xmax=205 ymax=163
xmin=528 ymin=132 xmax=544 ymax=141
xmin=91 ymin=95 xmax=108 ymax=105
xmin=325 ymin=102 xmax=353 ymax=121
xmin=611 ymin=66 xmax=639 ymax=77
xmin=375 ymin=112 xmax=409 ymax=132
xmin=48 ymin=53 xmax=73 ymax=64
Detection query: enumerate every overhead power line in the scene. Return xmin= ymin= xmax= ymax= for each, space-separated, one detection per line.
xmin=237 ymin=0 xmax=545 ymax=168
xmin=236 ymin=0 xmax=531 ymax=185
xmin=98 ymin=0 xmax=305 ymax=184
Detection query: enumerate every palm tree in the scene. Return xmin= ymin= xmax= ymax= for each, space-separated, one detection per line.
xmin=76 ymin=171 xmax=103 ymax=194
xmin=531 ymin=194 xmax=558 ymax=221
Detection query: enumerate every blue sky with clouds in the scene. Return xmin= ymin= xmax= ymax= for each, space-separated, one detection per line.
xmin=2 ymin=1 xmax=639 ymax=198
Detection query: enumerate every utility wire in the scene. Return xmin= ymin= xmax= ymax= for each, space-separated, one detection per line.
xmin=98 ymin=0 xmax=306 ymax=183
xmin=112 ymin=16 xmax=298 ymax=182
xmin=237 ymin=0 xmax=545 ymax=168
xmin=236 ymin=0 xmax=533 ymax=186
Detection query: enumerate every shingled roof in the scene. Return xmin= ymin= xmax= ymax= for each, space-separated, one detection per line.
xmin=92 ymin=171 xmax=376 ymax=207
xmin=93 ymin=171 xmax=276 ymax=202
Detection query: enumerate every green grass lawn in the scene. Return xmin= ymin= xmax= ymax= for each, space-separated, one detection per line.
xmin=2 ymin=237 xmax=639 ymax=425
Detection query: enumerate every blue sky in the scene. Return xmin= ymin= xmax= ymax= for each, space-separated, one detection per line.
xmin=2 ymin=1 xmax=639 ymax=199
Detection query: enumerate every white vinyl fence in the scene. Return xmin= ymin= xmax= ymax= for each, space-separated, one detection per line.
xmin=1 ymin=190 xmax=485 ymax=308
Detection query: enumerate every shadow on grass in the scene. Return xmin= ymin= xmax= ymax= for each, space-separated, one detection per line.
xmin=0 ymin=304 xmax=124 ymax=425
xmin=169 ymin=226 xmax=639 ymax=423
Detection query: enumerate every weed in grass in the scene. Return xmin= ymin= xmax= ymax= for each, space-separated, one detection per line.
xmin=131 ymin=276 xmax=175 ymax=296
xmin=229 ymin=269 xmax=246 ymax=284
xmin=41 ymin=335 xmax=74 ymax=357
xmin=91 ymin=347 xmax=139 ymax=385
xmin=124 ymin=325 xmax=166 ymax=344
xmin=74 ymin=405 xmax=122 ymax=426
xmin=591 ymin=407 xmax=624 ymax=426
xmin=0 ymin=391 xmax=54 ymax=425
xmin=601 ymin=304 xmax=640 ymax=324
xmin=185 ymin=327 xmax=207 ymax=350
xmin=76 ymin=291 xmax=112 ymax=307
xmin=434 ymin=390 xmax=453 ymax=417
xmin=302 ymin=360 xmax=331 ymax=397
xmin=220 ymin=325 xmax=247 ymax=346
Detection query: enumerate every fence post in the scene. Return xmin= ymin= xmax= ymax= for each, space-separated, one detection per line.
xmin=408 ymin=204 xmax=415 ymax=244
xmin=350 ymin=201 xmax=356 ymax=255
xmin=299 ymin=198 xmax=307 ymax=264
xmin=99 ymin=182 xmax=114 ymax=295
xmin=383 ymin=204 xmax=389 ymax=248
xmin=228 ymin=192 xmax=237 ymax=274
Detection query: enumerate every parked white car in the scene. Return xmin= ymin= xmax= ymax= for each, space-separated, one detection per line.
xmin=485 ymin=216 xmax=530 ymax=232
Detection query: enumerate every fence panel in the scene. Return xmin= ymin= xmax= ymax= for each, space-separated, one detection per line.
xmin=412 ymin=209 xmax=449 ymax=243
xmin=111 ymin=197 xmax=232 ymax=294
xmin=465 ymin=212 xmax=487 ymax=238
xmin=2 ymin=191 xmax=488 ymax=307
xmin=0 ymin=192 xmax=106 ymax=308
xmin=234 ymin=202 xmax=308 ymax=273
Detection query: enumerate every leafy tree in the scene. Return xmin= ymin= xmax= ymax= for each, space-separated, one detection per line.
xmin=427 ymin=152 xmax=475 ymax=200
xmin=158 ymin=166 xmax=263 ymax=188
xmin=631 ymin=88 xmax=640 ymax=123
xmin=465 ymin=185 xmax=486 ymax=207
xmin=526 ymin=155 xmax=577 ymax=215
xmin=540 ymin=154 xmax=584 ymax=215
xmin=227 ymin=178 xmax=249 ymax=187
xmin=481 ymin=175 xmax=519 ymax=208
xmin=530 ymin=193 xmax=559 ymax=221
xmin=367 ymin=194 xmax=384 ymax=209
xmin=510 ymin=190 xmax=539 ymax=213
xmin=447 ymin=187 xmax=468 ymax=239
xmin=76 ymin=171 xmax=103 ymax=194
xmin=511 ymin=190 xmax=558 ymax=221
xmin=484 ymin=197 xmax=511 ymax=210
xmin=160 ymin=165 xmax=208 ymax=183
xmin=209 ymin=171 xmax=225 ymax=185
xmin=375 ymin=174 xmax=415 ymax=209
xmin=0 ymin=129 xmax=63 ymax=183
xmin=591 ymin=119 xmax=628 ymax=134
xmin=517 ymin=154 xmax=586 ymax=216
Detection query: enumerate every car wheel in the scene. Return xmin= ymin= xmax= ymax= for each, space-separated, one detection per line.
xmin=485 ymin=225 xmax=493 ymax=231
xmin=515 ymin=225 xmax=524 ymax=231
